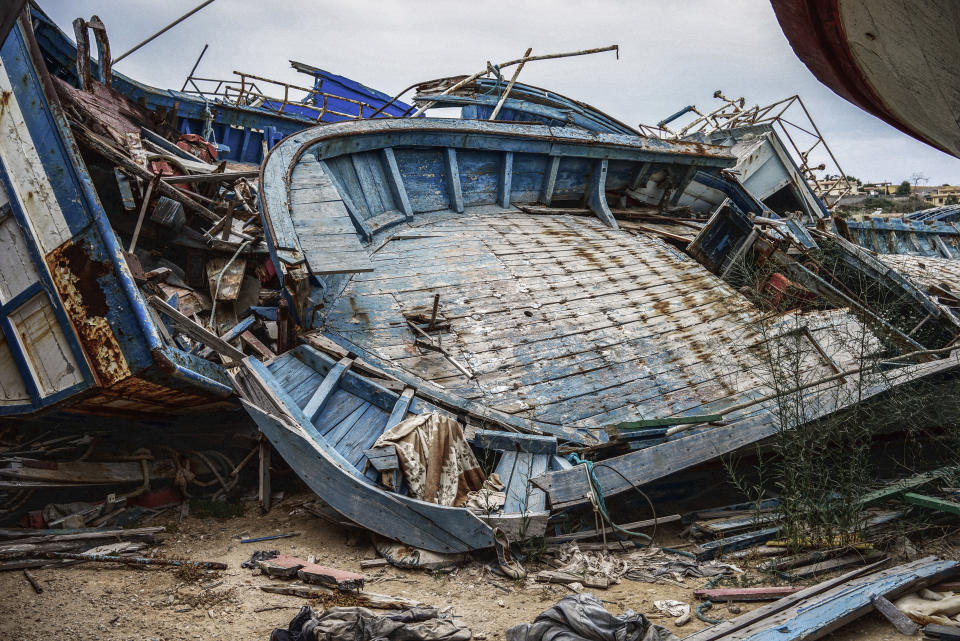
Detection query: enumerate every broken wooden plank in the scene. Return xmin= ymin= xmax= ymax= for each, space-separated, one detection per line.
xmin=360 ymin=558 xmax=389 ymax=569
xmin=684 ymin=557 xmax=954 ymax=641
xmin=924 ymin=623 xmax=960 ymax=640
xmin=148 ymin=296 xmax=245 ymax=360
xmin=901 ymin=492 xmax=960 ymax=516
xmin=240 ymin=331 xmax=276 ymax=360
xmin=693 ymin=586 xmax=802 ymax=602
xmin=759 ymin=549 xmax=844 ymax=572
xmin=160 ymin=170 xmax=260 ymax=184
xmin=858 ymin=468 xmax=954 ymax=507
xmin=260 ymin=582 xmax=421 ymax=609
xmin=543 ymin=514 xmax=681 ymax=544
xmin=783 ymin=552 xmax=884 ymax=580
xmin=259 ymin=554 xmax=305 ymax=578
xmin=535 ymin=570 xmax=609 ymax=589
xmin=872 ymin=594 xmax=919 ymax=636
xmin=45 ymin=551 xmax=227 ymax=570
xmin=694 ymin=527 xmax=781 ymax=560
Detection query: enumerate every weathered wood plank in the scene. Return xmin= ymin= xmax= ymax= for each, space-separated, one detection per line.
xmin=586 ymin=159 xmax=617 ymax=229
xmin=539 ymin=155 xmax=560 ymax=205
xmin=381 ymin=147 xmax=413 ymax=220
xmin=302 ymin=357 xmax=354 ymax=423
xmin=147 ymin=296 xmax=245 ymax=360
xmin=471 ymin=430 xmax=557 ymax=455
xmin=444 ymin=148 xmax=464 ymax=213
xmin=498 ymin=151 xmax=513 ymax=208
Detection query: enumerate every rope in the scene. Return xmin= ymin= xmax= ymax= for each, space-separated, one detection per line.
xmin=566 ymin=454 xmax=653 ymax=543
xmin=696 ymin=574 xmax=725 ymax=624
xmin=481 ymin=63 xmax=504 ymax=97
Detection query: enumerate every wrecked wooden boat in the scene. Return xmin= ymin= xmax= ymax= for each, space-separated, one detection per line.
xmin=240 ymin=112 xmax=960 ymax=542
xmin=0 ymin=13 xmax=240 ymax=417
xmin=30 ymin=6 xmax=412 ymax=166
xmin=234 ymin=344 xmax=568 ymax=552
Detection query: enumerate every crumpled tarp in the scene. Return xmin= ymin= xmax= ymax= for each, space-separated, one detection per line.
xmin=552 ymin=544 xmax=742 ymax=586
xmin=270 ymin=605 xmax=471 ymax=641
xmin=464 ymin=473 xmax=506 ymax=512
xmin=895 ymin=588 xmax=960 ymax=625
xmin=373 ymin=412 xmax=484 ymax=507
xmin=241 ymin=549 xmax=279 ymax=569
xmin=506 ymin=594 xmax=677 ymax=641
xmin=372 ymin=534 xmax=467 ymax=571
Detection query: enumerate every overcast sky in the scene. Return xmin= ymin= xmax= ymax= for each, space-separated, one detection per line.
xmin=41 ymin=0 xmax=960 ymax=185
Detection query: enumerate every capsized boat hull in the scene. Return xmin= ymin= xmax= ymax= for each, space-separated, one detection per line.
xmin=771 ymin=0 xmax=960 ymax=158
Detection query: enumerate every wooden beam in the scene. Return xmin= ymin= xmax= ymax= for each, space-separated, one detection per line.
xmin=489 ymin=47 xmax=533 ymax=121
xmin=148 ymin=296 xmax=245 ymax=361
xmin=302 ymin=357 xmax=354 ymax=423
xmin=444 ymin=148 xmax=464 ymax=213
xmin=858 ymin=468 xmax=954 ymax=507
xmin=901 ymin=492 xmax=960 ymax=515
xmin=871 ymin=595 xmax=919 ymax=636
xmin=160 ymin=170 xmax=260 ymax=184
xmin=471 ymin=430 xmax=557 ymax=455
xmin=694 ymin=527 xmax=781 ymax=560
xmin=586 ymin=159 xmax=617 ymax=229
xmin=498 ymin=151 xmax=513 ymax=208
xmin=693 ymin=586 xmax=802 ymax=602
xmin=259 ymin=438 xmax=271 ymax=513
xmin=240 ymin=331 xmax=276 ymax=360
xmin=386 ymin=388 xmax=415 ymax=430
xmin=381 ymin=147 xmax=413 ymax=220
xmin=543 ymin=514 xmax=680 ymax=544
xmin=541 ymin=156 xmax=560 ymax=205
xmin=783 ymin=552 xmax=883 ymax=580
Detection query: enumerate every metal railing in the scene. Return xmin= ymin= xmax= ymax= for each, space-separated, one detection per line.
xmin=639 ymin=92 xmax=854 ymax=209
xmin=181 ymin=70 xmax=393 ymax=122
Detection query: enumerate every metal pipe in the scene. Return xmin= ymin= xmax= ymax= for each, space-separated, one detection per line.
xmin=114 ymin=0 xmax=216 ymax=64
xmin=179 ymin=43 xmax=208 ymax=92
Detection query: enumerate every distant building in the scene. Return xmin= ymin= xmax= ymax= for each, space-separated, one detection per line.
xmin=925 ymin=186 xmax=960 ymax=206
xmin=862 ymin=182 xmax=896 ymax=196
xmin=811 ymin=177 xmax=861 ymax=198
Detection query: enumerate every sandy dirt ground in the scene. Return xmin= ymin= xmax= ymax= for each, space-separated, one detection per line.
xmin=0 ymin=492 xmax=952 ymax=641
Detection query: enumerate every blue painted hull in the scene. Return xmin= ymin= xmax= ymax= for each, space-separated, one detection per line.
xmin=0 ymin=12 xmax=233 ymax=417
xmin=29 ymin=7 xmax=408 ymax=166
xmin=236 ymin=345 xmax=567 ymax=551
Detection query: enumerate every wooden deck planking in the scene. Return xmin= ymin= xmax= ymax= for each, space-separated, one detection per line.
xmin=325 ymin=212 xmax=860 ymax=431
xmin=288 ymin=161 xmax=373 ymax=275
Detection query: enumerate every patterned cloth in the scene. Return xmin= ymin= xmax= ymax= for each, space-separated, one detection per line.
xmin=373 ymin=412 xmax=485 ymax=507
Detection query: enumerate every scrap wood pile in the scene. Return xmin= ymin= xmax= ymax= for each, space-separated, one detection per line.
xmin=0 ymin=426 xmax=264 ymax=529
xmin=56 ymin=59 xmax=285 ymax=363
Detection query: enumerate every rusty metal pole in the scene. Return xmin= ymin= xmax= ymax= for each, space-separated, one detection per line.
xmin=114 ymin=0 xmax=216 ymax=64
xmin=180 ymin=43 xmax=208 ymax=92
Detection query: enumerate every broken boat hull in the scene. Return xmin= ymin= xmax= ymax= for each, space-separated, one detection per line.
xmin=234 ymin=344 xmax=568 ymax=552
xmin=0 ymin=14 xmax=235 ymax=417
